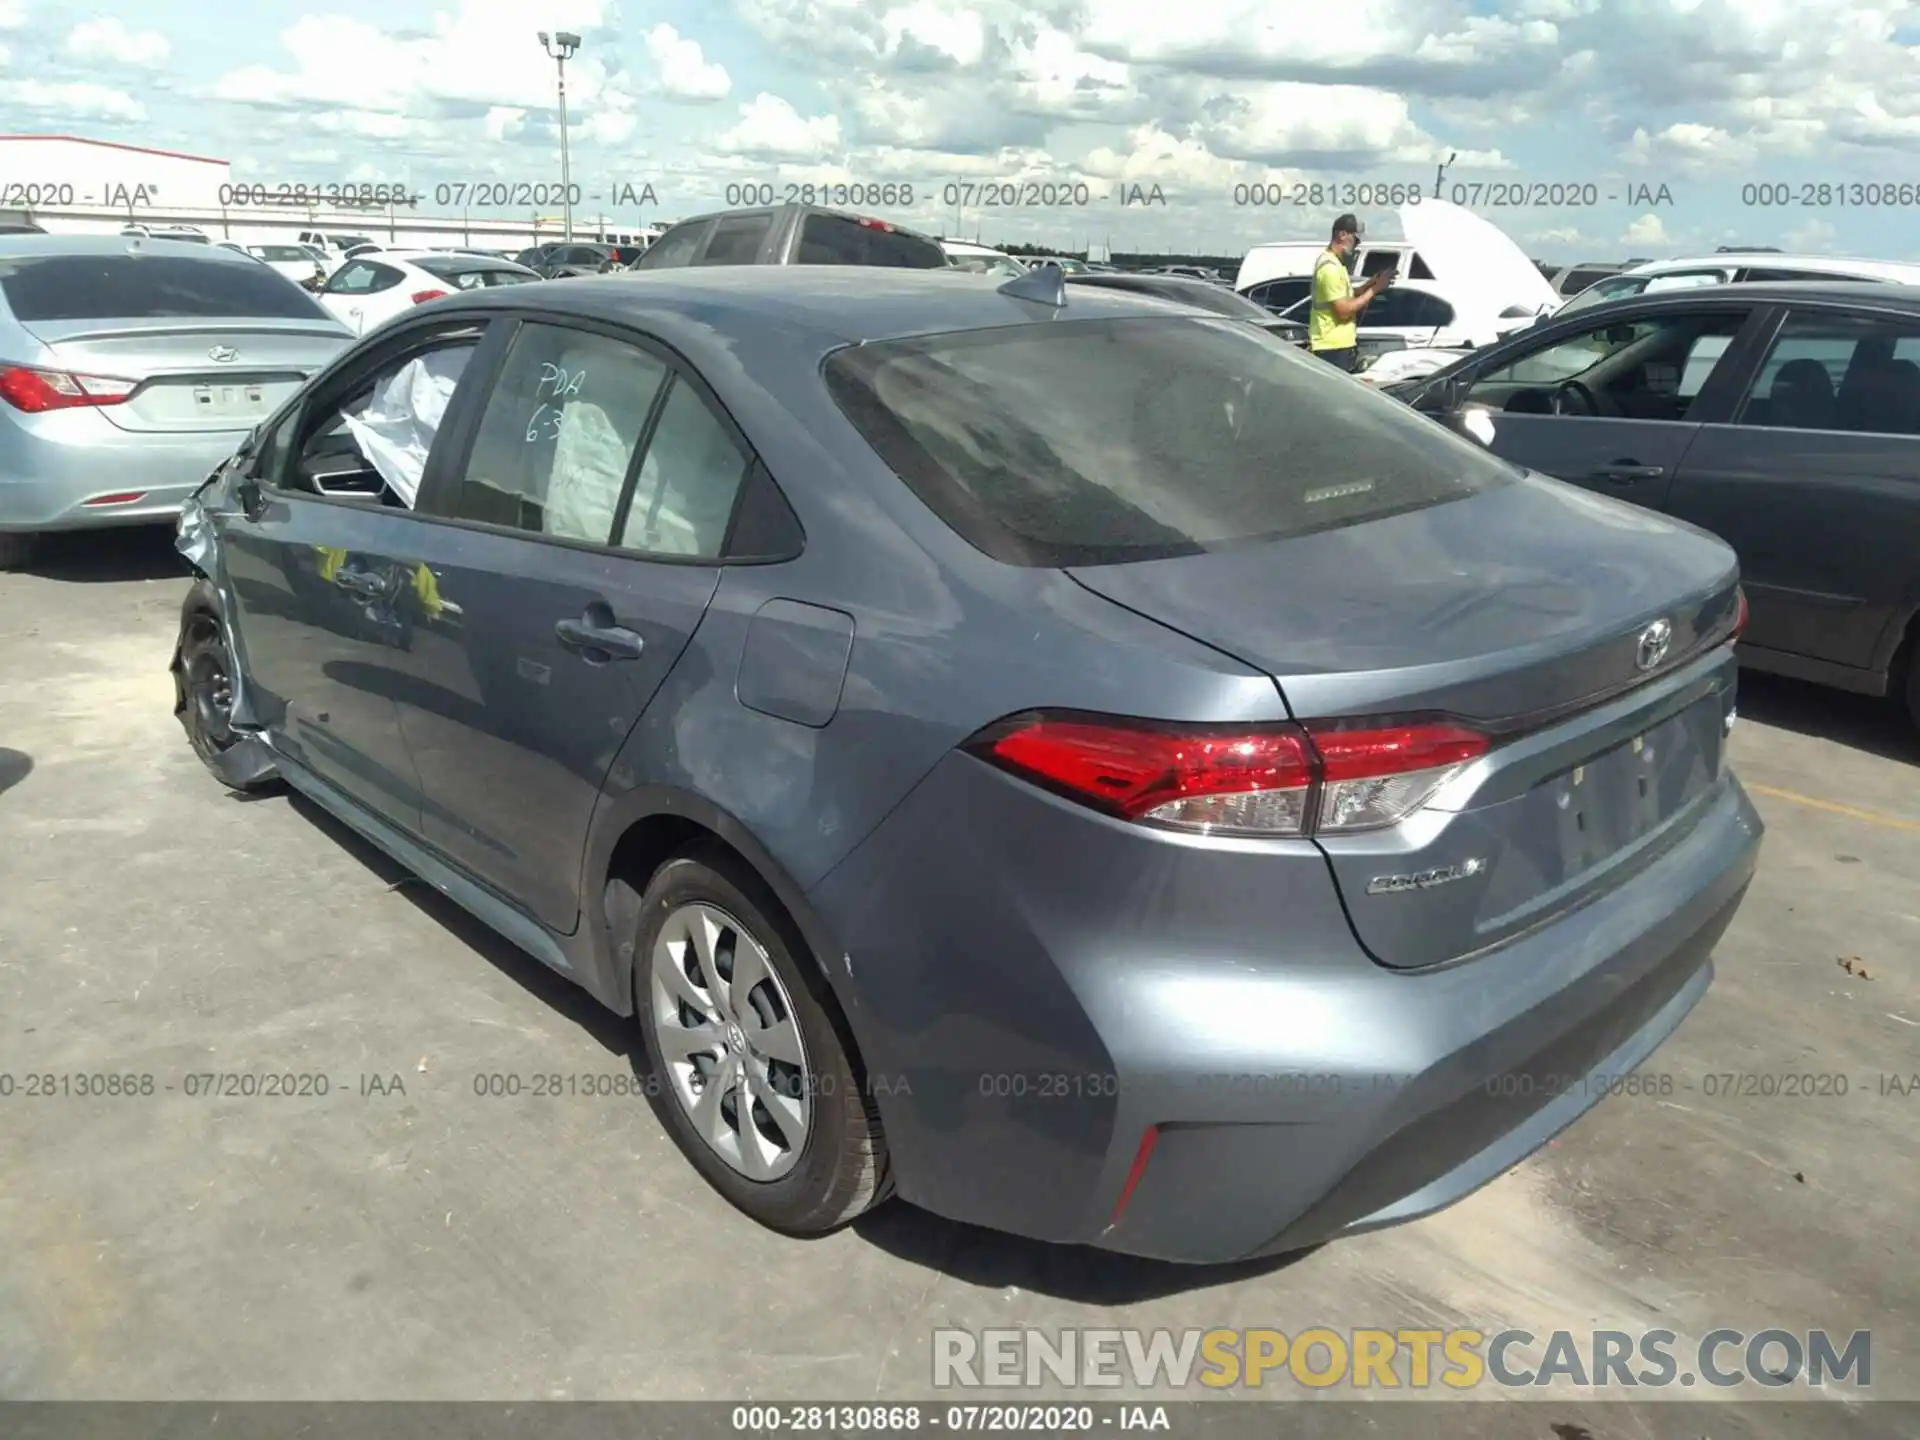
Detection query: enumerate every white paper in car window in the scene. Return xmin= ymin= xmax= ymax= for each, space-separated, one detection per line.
xmin=342 ymin=345 xmax=474 ymax=507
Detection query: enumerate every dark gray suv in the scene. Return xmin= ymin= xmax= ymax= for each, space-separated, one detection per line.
xmin=631 ymin=204 xmax=949 ymax=270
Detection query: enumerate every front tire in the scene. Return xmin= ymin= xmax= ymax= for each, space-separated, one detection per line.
xmin=174 ymin=580 xmax=278 ymax=792
xmin=632 ymin=848 xmax=891 ymax=1233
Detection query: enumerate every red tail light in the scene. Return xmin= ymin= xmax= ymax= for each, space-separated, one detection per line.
xmin=410 ymin=288 xmax=449 ymax=305
xmin=857 ymin=217 xmax=896 ymax=232
xmin=970 ymin=713 xmax=1490 ymax=837
xmin=0 ymin=365 xmax=136 ymax=412
xmin=1731 ymin=586 xmax=1747 ymax=644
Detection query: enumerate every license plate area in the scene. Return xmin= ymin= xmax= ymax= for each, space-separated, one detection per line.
xmin=193 ymin=382 xmax=268 ymax=417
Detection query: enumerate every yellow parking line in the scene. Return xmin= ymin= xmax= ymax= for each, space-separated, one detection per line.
xmin=1745 ymin=783 xmax=1920 ymax=833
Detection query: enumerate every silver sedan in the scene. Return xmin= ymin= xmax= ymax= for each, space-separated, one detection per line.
xmin=0 ymin=234 xmax=352 ymax=568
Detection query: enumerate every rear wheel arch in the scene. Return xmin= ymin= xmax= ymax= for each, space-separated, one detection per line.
xmin=589 ymin=789 xmax=854 ymax=1018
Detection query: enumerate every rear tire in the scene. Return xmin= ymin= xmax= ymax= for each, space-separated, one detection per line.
xmin=175 ymin=580 xmax=279 ymax=793
xmin=0 ymin=532 xmax=35 ymax=571
xmin=631 ymin=846 xmax=891 ymax=1233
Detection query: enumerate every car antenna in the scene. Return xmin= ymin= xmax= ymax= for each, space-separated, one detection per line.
xmin=997 ymin=264 xmax=1066 ymax=308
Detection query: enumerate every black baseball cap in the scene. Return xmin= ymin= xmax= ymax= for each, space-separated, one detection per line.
xmin=1332 ymin=213 xmax=1363 ymax=240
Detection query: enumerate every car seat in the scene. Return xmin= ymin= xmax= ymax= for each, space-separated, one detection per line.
xmin=1766 ymin=358 xmax=1835 ymax=430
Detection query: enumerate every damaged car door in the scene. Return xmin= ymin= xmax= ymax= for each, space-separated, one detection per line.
xmin=396 ymin=318 xmax=744 ymax=933
xmin=216 ymin=319 xmax=495 ymax=832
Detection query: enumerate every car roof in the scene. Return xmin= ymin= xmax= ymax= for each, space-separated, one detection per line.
xmin=1065 ymin=272 xmax=1271 ymax=317
xmin=0 ymin=233 xmax=259 ymax=261
xmin=391 ymin=250 xmax=535 ymax=273
xmin=1624 ymin=252 xmax=1920 ymax=278
xmin=1560 ymin=279 xmax=1920 ymax=315
xmin=428 ymin=265 xmax=1210 ymax=351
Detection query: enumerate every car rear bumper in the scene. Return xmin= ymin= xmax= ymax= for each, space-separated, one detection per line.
xmin=0 ymin=419 xmax=247 ymax=532
xmin=805 ymin=754 xmax=1762 ymax=1264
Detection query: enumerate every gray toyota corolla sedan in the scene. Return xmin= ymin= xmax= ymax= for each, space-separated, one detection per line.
xmin=0 ymin=234 xmax=351 ymax=569
xmin=170 ymin=265 xmax=1762 ymax=1263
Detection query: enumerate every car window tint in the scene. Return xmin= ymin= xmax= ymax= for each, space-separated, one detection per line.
xmin=1467 ymin=310 xmax=1748 ymax=420
xmin=482 ymin=269 xmax=536 ymax=287
xmin=797 ymin=214 xmax=947 ymax=267
xmin=1410 ymin=293 xmax=1455 ymax=327
xmin=445 ymin=324 xmax=671 ymax=542
xmin=615 ymin=378 xmax=750 ymax=558
xmin=1737 ymin=311 xmax=1920 ymax=435
xmin=325 ymin=262 xmax=379 ymax=294
xmin=697 ymin=213 xmax=773 ymax=265
xmin=1247 ymin=278 xmax=1310 ymax=311
xmin=0 ymin=252 xmax=331 ymax=320
xmin=633 ymin=222 xmax=707 ymax=269
xmin=1363 ymin=289 xmax=1411 ymax=326
xmin=826 ymin=316 xmax=1517 ymax=567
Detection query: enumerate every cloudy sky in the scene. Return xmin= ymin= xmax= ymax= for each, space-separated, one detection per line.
xmin=3 ymin=0 xmax=1920 ymax=260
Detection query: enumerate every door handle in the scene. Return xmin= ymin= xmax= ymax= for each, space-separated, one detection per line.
xmin=555 ymin=609 xmax=645 ymax=662
xmin=1590 ymin=462 xmax=1666 ymax=484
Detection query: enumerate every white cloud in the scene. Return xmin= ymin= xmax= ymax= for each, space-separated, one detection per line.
xmin=715 ymin=93 xmax=842 ymax=159
xmin=1623 ymin=121 xmax=1757 ymax=171
xmin=879 ymin=1 xmax=987 ymax=65
xmin=646 ymin=24 xmax=730 ymax=101
xmin=0 ymin=79 xmax=143 ymax=122
xmin=0 ymin=0 xmax=23 ymax=29
xmin=67 ymin=18 xmax=169 ymax=68
xmin=1623 ymin=212 xmax=1670 ymax=247
xmin=212 ymin=1 xmax=634 ymax=131
xmin=1784 ymin=217 xmax=1840 ymax=252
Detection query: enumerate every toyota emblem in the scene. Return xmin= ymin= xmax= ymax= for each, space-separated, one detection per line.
xmin=208 ymin=345 xmax=238 ymax=363
xmin=1635 ymin=618 xmax=1673 ymax=672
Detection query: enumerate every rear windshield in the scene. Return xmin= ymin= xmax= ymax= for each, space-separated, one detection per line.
xmin=825 ymin=317 xmax=1517 ymax=566
xmin=0 ymin=253 xmax=331 ymax=321
xmin=796 ymin=214 xmax=948 ymax=268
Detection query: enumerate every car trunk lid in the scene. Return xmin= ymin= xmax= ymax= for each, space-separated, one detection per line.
xmin=1068 ymin=476 xmax=1741 ymax=969
xmin=20 ymin=317 xmax=349 ymax=434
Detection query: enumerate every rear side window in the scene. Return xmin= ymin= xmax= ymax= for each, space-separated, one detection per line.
xmin=632 ymin=222 xmax=709 ymax=270
xmin=1244 ymin=278 xmax=1310 ymax=311
xmin=796 ymin=214 xmax=947 ymax=268
xmin=1737 ymin=310 xmax=1920 ymax=434
xmin=697 ymin=214 xmax=773 ymax=265
xmin=825 ymin=316 xmax=1516 ymax=567
xmin=0 ymin=253 xmax=330 ymax=321
xmin=444 ymin=322 xmax=671 ymax=543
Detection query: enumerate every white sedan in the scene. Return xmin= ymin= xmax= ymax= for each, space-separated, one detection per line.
xmin=316 ymin=250 xmax=542 ymax=335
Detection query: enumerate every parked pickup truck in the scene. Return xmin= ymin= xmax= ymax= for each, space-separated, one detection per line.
xmin=629 ymin=203 xmax=950 ymax=270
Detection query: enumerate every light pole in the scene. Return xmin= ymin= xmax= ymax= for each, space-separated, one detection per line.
xmin=538 ymin=30 xmax=581 ymax=242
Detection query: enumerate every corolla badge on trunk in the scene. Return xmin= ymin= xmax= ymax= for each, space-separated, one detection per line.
xmin=1635 ymin=618 xmax=1673 ymax=671
xmin=208 ymin=345 xmax=239 ymax=363
xmin=1366 ymin=857 xmax=1485 ymax=895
